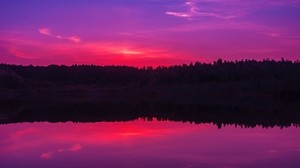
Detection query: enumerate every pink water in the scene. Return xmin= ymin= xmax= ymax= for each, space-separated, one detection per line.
xmin=0 ymin=119 xmax=300 ymax=168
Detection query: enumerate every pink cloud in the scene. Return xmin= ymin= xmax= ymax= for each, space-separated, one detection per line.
xmin=67 ymin=36 xmax=81 ymax=43
xmin=9 ymin=48 xmax=31 ymax=59
xmin=38 ymin=28 xmax=51 ymax=36
xmin=0 ymin=33 xmax=177 ymax=66
xmin=38 ymin=28 xmax=81 ymax=43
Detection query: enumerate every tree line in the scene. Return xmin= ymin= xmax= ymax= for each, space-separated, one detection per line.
xmin=1 ymin=59 xmax=300 ymax=88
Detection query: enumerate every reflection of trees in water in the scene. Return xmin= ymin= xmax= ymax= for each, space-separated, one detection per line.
xmin=0 ymin=101 xmax=299 ymax=128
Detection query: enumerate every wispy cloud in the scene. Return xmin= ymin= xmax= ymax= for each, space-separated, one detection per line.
xmin=66 ymin=36 xmax=81 ymax=43
xmin=166 ymin=1 xmax=236 ymax=20
xmin=1 ymin=32 xmax=171 ymax=64
xmin=9 ymin=48 xmax=31 ymax=59
xmin=165 ymin=11 xmax=191 ymax=18
xmin=165 ymin=0 xmax=300 ymax=20
xmin=38 ymin=28 xmax=51 ymax=36
xmin=38 ymin=28 xmax=81 ymax=43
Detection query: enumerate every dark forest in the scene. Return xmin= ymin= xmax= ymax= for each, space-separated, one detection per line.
xmin=1 ymin=59 xmax=300 ymax=127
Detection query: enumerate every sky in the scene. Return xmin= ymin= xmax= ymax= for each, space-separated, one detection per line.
xmin=1 ymin=0 xmax=300 ymax=66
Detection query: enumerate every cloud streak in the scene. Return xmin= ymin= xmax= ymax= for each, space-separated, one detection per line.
xmin=0 ymin=32 xmax=175 ymax=66
xmin=38 ymin=28 xmax=81 ymax=43
xmin=166 ymin=1 xmax=236 ymax=20
xmin=165 ymin=0 xmax=300 ymax=20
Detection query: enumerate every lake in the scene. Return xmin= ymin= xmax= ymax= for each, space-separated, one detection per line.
xmin=0 ymin=119 xmax=300 ymax=168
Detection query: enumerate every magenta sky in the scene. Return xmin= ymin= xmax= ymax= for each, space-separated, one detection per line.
xmin=1 ymin=0 xmax=300 ymax=66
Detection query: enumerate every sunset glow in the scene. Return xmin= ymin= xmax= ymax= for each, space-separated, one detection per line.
xmin=1 ymin=0 xmax=300 ymax=66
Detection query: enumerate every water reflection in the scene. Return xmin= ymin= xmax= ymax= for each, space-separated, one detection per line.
xmin=0 ymin=119 xmax=300 ymax=168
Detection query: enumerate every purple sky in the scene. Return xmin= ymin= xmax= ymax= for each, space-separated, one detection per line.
xmin=1 ymin=0 xmax=300 ymax=66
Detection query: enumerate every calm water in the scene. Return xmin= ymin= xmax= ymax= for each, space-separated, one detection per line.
xmin=0 ymin=119 xmax=300 ymax=168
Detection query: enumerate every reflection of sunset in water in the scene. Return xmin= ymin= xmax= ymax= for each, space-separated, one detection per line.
xmin=0 ymin=119 xmax=300 ymax=168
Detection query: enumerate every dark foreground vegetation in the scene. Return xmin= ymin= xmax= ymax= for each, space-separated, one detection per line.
xmin=1 ymin=59 xmax=300 ymax=128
